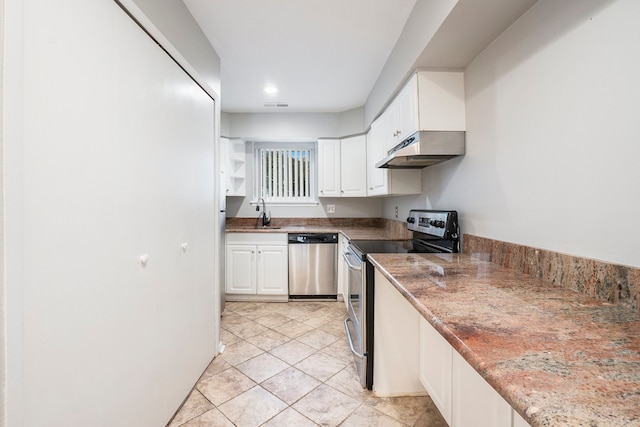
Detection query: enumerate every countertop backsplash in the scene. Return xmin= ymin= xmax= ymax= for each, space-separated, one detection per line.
xmin=463 ymin=234 xmax=640 ymax=312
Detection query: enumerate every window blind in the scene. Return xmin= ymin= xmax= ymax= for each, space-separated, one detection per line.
xmin=257 ymin=147 xmax=314 ymax=203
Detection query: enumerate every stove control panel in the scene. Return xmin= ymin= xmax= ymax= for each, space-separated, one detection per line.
xmin=406 ymin=210 xmax=457 ymax=239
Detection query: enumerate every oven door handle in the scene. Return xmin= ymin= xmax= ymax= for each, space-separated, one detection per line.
xmin=344 ymin=317 xmax=364 ymax=359
xmin=342 ymin=251 xmax=362 ymax=271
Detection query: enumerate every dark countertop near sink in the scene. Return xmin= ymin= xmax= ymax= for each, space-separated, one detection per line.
xmin=368 ymin=252 xmax=640 ymax=427
xmin=225 ymin=217 xmax=412 ymax=241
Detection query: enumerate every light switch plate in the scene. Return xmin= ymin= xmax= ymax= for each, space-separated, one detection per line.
xmin=327 ymin=204 xmax=336 ymax=214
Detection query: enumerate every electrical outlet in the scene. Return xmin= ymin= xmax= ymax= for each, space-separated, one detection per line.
xmin=327 ymin=204 xmax=336 ymax=214
xmin=395 ymin=206 xmax=398 ymax=218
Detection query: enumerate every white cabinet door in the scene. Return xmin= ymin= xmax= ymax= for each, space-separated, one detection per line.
xmin=256 ymin=245 xmax=288 ymax=295
xmin=419 ymin=318 xmax=453 ymax=426
xmin=396 ymin=74 xmax=419 ymax=142
xmin=513 ymin=410 xmax=531 ymax=427
xmin=383 ymin=101 xmax=400 ymax=152
xmin=367 ymin=118 xmax=388 ymax=196
xmin=226 ymin=245 xmax=256 ymax=294
xmin=452 ymin=351 xmax=512 ymax=427
xmin=340 ymin=135 xmax=367 ymax=197
xmin=318 ymin=139 xmax=341 ymax=197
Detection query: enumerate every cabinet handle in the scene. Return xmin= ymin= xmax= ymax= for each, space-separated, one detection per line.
xmin=251 ymin=250 xmax=255 ymax=254
xmin=369 ymin=187 xmax=373 ymax=190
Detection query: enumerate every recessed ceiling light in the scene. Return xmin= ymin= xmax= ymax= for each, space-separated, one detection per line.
xmin=264 ymin=85 xmax=278 ymax=94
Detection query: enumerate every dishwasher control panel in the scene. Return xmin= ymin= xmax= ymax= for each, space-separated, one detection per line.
xmin=288 ymin=233 xmax=338 ymax=244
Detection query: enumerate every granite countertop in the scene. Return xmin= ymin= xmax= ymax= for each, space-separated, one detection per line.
xmin=368 ymin=252 xmax=640 ymax=427
xmin=225 ymin=224 xmax=411 ymax=241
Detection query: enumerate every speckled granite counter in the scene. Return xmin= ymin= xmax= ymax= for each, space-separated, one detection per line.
xmin=225 ymin=217 xmax=412 ymax=241
xmin=368 ymin=252 xmax=640 ymax=427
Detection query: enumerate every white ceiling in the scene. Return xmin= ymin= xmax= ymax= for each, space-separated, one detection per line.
xmin=183 ymin=0 xmax=418 ymax=113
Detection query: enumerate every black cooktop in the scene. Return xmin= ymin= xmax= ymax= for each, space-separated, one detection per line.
xmin=349 ymin=237 xmax=456 ymax=259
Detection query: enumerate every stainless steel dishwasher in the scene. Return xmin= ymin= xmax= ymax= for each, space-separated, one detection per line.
xmin=288 ymin=233 xmax=338 ymax=299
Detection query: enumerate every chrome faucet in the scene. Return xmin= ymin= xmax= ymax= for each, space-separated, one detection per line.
xmin=256 ymin=197 xmax=271 ymax=227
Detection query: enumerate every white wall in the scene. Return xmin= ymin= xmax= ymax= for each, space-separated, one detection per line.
xmin=0 ymin=0 xmax=5 ymax=425
xmin=382 ymin=0 xmax=640 ymax=268
xmin=3 ymin=0 xmax=218 ymax=425
xmin=224 ymin=109 xmax=366 ymax=139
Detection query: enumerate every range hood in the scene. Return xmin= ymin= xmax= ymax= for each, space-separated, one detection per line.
xmin=375 ymin=131 xmax=465 ymax=169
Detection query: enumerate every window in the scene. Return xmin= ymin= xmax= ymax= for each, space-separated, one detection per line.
xmin=254 ymin=142 xmax=316 ymax=204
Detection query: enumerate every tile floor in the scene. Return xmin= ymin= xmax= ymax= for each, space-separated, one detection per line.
xmin=167 ymin=301 xmax=448 ymax=427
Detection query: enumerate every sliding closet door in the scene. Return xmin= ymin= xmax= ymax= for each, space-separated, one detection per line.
xmin=13 ymin=0 xmax=216 ymax=425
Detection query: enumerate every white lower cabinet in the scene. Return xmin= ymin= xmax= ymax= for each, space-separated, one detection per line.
xmin=226 ymin=233 xmax=288 ymax=300
xmin=452 ymin=351 xmax=512 ymax=427
xmin=418 ymin=306 xmax=531 ymax=427
xmin=419 ymin=318 xmax=453 ymax=426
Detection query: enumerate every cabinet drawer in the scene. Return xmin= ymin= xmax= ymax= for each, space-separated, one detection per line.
xmin=226 ymin=232 xmax=287 ymax=245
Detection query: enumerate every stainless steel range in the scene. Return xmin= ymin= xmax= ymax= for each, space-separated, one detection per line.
xmin=343 ymin=209 xmax=460 ymax=389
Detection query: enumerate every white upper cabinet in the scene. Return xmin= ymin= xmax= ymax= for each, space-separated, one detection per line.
xmin=318 ymin=136 xmax=367 ymax=198
xmin=340 ymin=135 xmax=367 ymax=197
xmin=367 ymin=116 xmax=421 ymax=197
xmin=318 ymin=139 xmax=342 ymax=197
xmin=417 ymin=71 xmax=466 ymax=131
xmin=379 ymin=71 xmax=466 ymax=153
xmin=385 ymin=74 xmax=420 ymax=151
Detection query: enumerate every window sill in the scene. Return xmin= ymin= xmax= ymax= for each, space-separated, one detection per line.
xmin=250 ymin=200 xmax=319 ymax=207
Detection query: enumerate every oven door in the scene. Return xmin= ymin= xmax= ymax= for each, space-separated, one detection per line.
xmin=342 ymin=245 xmax=367 ymax=387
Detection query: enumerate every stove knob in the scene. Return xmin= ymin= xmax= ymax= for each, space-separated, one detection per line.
xmin=428 ymin=220 xmax=437 ymax=227
xmin=407 ymin=217 xmax=415 ymax=224
xmin=438 ymin=220 xmax=446 ymax=228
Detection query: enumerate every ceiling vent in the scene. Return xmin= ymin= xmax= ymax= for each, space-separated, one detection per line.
xmin=264 ymin=102 xmax=289 ymax=108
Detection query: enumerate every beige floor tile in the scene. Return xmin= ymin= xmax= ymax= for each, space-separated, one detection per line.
xmin=318 ymin=318 xmax=348 ymax=337
xmin=411 ymin=400 xmax=449 ymax=427
xmin=272 ymin=319 xmax=315 ymax=338
xmin=219 ymin=340 xmax=264 ymax=366
xmin=198 ymin=356 xmax=231 ymax=382
xmin=297 ymin=314 xmax=333 ymax=328
xmin=220 ymin=311 xmax=246 ymax=328
xmin=292 ymin=384 xmax=360 ymax=426
xmin=339 ymin=404 xmax=408 ymax=427
xmin=321 ymin=338 xmax=354 ymax=365
xmin=261 ymin=407 xmax=318 ymax=427
xmin=295 ymin=351 xmax=347 ymax=382
xmin=324 ymin=364 xmax=371 ymax=402
xmin=167 ymin=389 xmax=214 ymax=427
xmin=261 ymin=366 xmax=321 ymax=405
xmin=245 ymin=329 xmax=290 ymax=351
xmin=296 ymin=329 xmax=339 ymax=350
xmin=236 ymin=352 xmax=289 ymax=383
xmin=269 ymin=339 xmax=317 ymax=365
xmin=364 ymin=395 xmax=432 ymax=426
xmin=222 ymin=317 xmax=270 ymax=339
xmin=218 ymin=386 xmax=287 ymax=427
xmin=219 ymin=328 xmax=241 ymax=346
xmin=253 ymin=312 xmax=292 ymax=328
xmin=180 ymin=408 xmax=234 ymax=427
xmin=170 ymin=301 xmax=447 ymax=427
xmin=196 ymin=367 xmax=255 ymax=406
